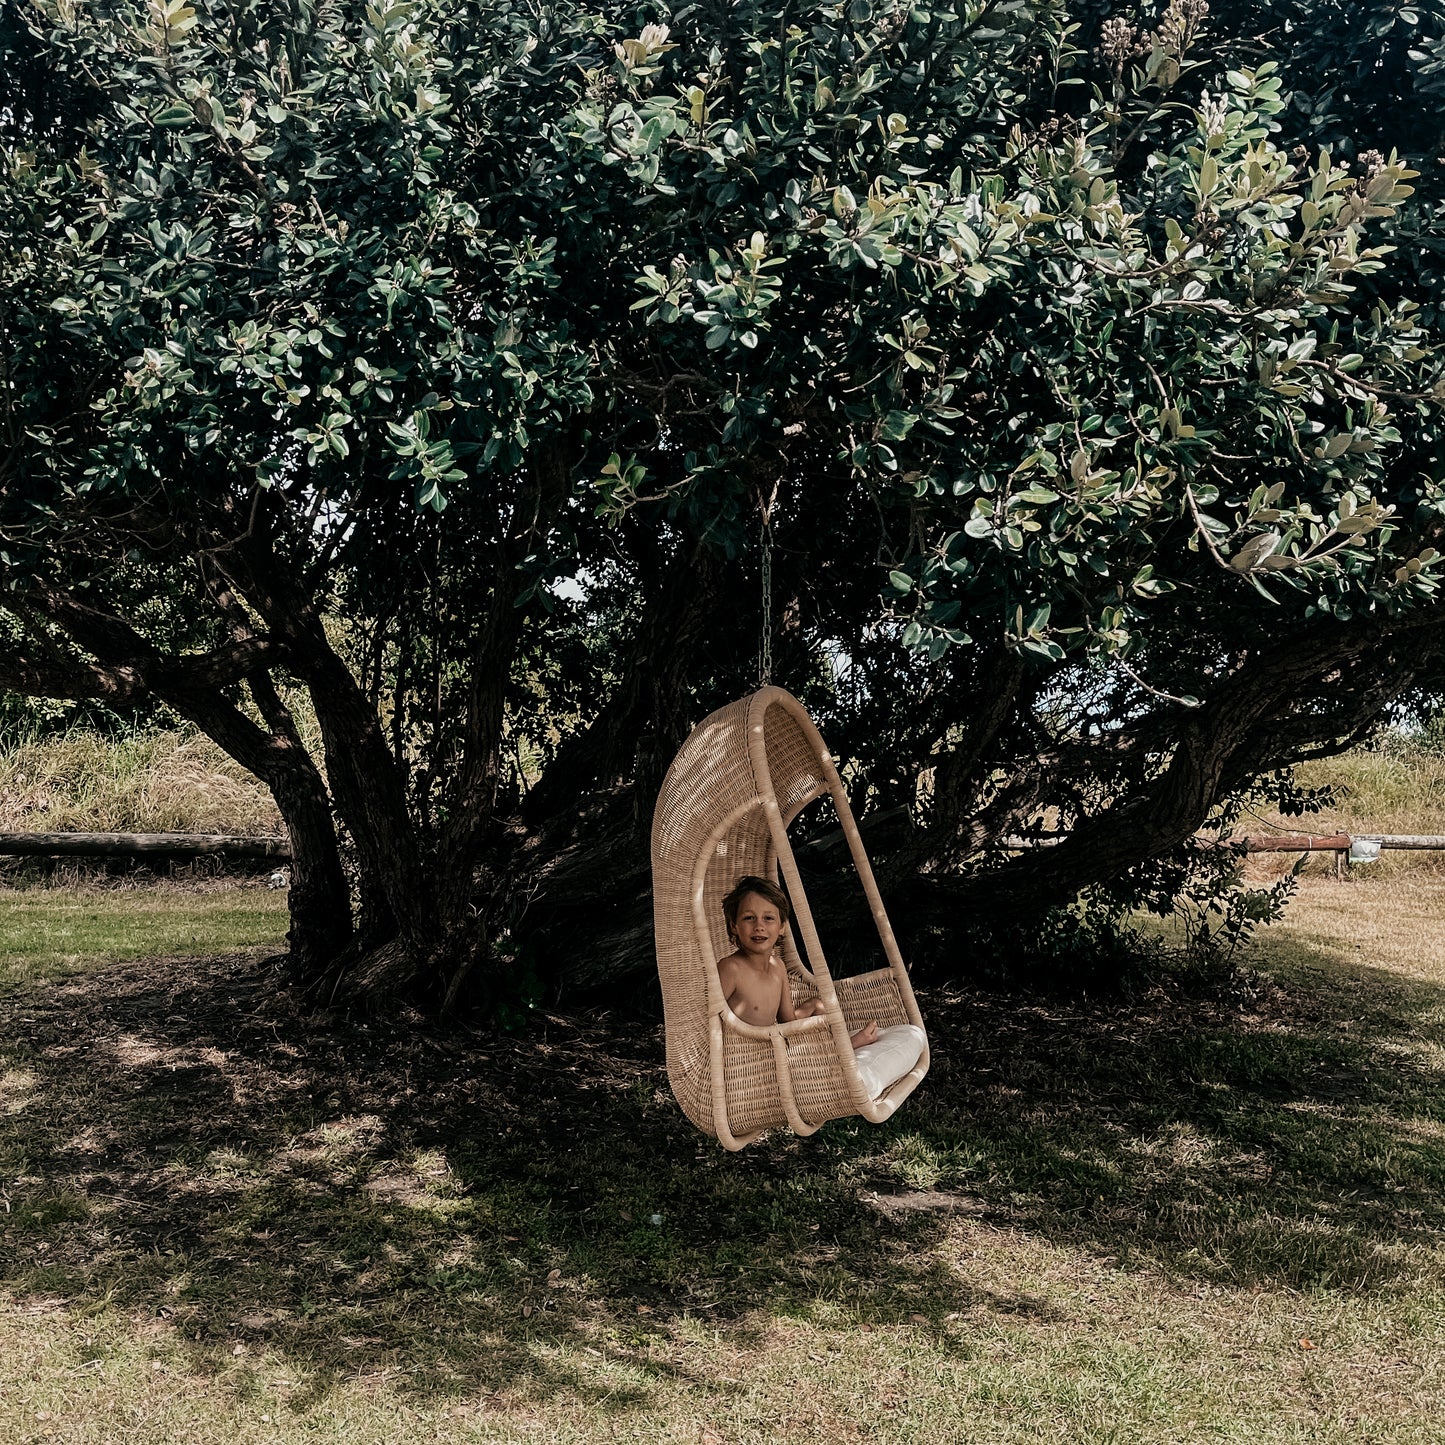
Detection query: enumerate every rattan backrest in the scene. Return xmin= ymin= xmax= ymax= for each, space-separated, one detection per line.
xmin=652 ymin=696 xmax=750 ymax=1129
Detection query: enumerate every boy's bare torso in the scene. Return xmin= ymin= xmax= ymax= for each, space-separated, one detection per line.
xmin=716 ymin=887 xmax=878 ymax=1047
xmin=717 ymin=950 xmax=796 ymax=1027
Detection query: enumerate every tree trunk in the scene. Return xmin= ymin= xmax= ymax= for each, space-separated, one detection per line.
xmin=215 ymin=521 xmax=436 ymax=978
xmin=13 ymin=584 xmax=356 ymax=978
xmin=524 ymin=542 xmax=728 ymax=824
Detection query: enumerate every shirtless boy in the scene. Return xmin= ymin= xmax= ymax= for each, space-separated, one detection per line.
xmin=716 ymin=875 xmax=879 ymax=1049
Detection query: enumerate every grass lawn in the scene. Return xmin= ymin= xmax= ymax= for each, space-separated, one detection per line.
xmin=0 ymin=882 xmax=290 ymax=990
xmin=2 ymin=875 xmax=1444 ymax=1442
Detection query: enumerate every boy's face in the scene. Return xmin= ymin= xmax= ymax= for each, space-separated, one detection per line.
xmin=731 ymin=890 xmax=786 ymax=961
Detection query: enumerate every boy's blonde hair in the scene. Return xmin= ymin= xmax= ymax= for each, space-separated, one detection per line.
xmin=721 ymin=875 xmax=792 ymax=937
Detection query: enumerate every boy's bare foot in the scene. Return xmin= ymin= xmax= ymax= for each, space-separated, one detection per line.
xmin=850 ymin=1021 xmax=879 ymax=1049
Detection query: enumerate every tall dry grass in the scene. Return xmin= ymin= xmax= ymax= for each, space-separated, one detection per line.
xmin=0 ymin=729 xmax=281 ymax=835
xmin=1286 ymin=738 xmax=1445 ymax=836
xmin=1251 ymin=733 xmax=1445 ymax=878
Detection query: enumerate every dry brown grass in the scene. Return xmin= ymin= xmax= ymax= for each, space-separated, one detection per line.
xmin=1262 ymin=871 xmax=1445 ymax=984
xmin=0 ymin=731 xmax=280 ymax=835
xmin=1242 ymin=739 xmax=1445 ymax=881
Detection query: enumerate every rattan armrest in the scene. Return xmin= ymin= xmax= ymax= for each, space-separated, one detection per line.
xmin=719 ymin=1008 xmax=833 ymax=1043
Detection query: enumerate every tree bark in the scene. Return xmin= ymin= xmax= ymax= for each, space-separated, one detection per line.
xmin=205 ymin=573 xmax=354 ymax=980
xmin=213 ymin=514 xmax=432 ymax=965
xmin=513 ymin=610 xmax=1445 ymax=1000
xmin=897 ymin=614 xmax=1445 ymax=928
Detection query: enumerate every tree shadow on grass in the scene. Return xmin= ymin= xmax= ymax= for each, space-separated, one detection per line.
xmin=2 ymin=932 xmax=1444 ymax=1412
xmin=899 ymin=937 xmax=1445 ymax=1293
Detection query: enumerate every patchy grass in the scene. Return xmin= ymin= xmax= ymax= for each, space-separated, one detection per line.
xmin=0 ymin=882 xmax=288 ymax=989
xmin=2 ymin=876 xmax=1445 ymax=1441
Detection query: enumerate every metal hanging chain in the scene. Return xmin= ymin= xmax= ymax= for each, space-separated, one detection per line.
xmin=758 ymin=481 xmax=780 ymax=690
xmin=759 ymin=507 xmax=773 ymax=688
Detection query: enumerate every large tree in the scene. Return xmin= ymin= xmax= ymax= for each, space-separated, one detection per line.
xmin=3 ymin=0 xmax=1443 ymax=1005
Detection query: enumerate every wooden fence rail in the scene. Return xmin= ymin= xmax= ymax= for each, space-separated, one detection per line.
xmin=2 ymin=828 xmax=1441 ymax=867
xmin=1242 ymin=833 xmax=1445 ymax=852
xmin=1238 ymin=833 xmax=1445 ymax=878
xmin=0 ymin=832 xmax=291 ymax=860
xmin=1000 ymin=832 xmax=1445 ymax=856
xmin=1240 ymin=833 xmax=1352 ymax=853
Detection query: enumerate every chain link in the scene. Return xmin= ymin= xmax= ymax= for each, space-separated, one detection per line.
xmin=759 ymin=508 xmax=773 ymax=688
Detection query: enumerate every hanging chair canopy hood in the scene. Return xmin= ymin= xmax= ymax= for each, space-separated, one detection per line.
xmin=651 ymin=687 xmax=929 ymax=1149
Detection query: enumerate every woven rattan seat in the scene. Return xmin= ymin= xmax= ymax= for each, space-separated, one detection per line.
xmin=651 ymin=686 xmax=929 ymax=1149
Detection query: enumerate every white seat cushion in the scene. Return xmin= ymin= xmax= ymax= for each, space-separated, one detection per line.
xmin=853 ymin=1023 xmax=926 ymax=1099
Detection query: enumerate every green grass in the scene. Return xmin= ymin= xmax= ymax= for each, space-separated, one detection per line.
xmin=2 ymin=876 xmax=1445 ymax=1440
xmin=0 ymin=884 xmax=288 ymax=988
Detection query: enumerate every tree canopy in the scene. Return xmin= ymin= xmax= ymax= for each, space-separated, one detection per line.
xmin=3 ymin=0 xmax=1444 ymax=1006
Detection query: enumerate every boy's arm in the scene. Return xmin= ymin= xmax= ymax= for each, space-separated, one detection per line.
xmin=717 ymin=956 xmax=753 ymax=1016
xmin=774 ymin=959 xmax=798 ymax=1023
xmin=716 ymin=956 xmax=738 ymax=1011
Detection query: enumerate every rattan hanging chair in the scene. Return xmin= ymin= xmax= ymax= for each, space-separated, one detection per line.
xmin=651 ymin=686 xmax=929 ymax=1149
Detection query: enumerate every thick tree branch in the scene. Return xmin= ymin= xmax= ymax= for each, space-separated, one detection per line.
xmin=22 ymin=586 xmax=280 ymax=691
xmin=209 ymin=498 xmax=431 ymax=946
xmin=912 ymin=610 xmax=1445 ymax=918
xmin=0 ymin=645 xmax=145 ymax=703
xmin=927 ymin=649 xmax=1029 ymax=844
xmin=524 ymin=538 xmax=728 ymax=824
xmin=438 ymin=431 xmax=579 ymax=891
